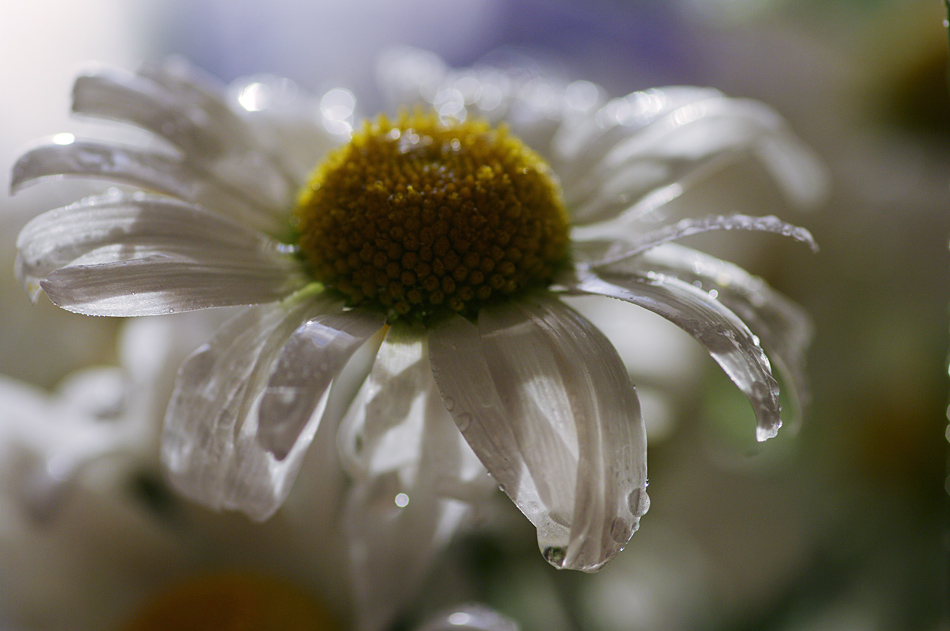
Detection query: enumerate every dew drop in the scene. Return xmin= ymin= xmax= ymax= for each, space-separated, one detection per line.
xmin=609 ymin=517 xmax=633 ymax=543
xmin=628 ymin=487 xmax=650 ymax=518
xmin=443 ymin=396 xmax=455 ymax=412
xmin=455 ymin=412 xmax=472 ymax=431
xmin=543 ymin=546 xmax=566 ymax=568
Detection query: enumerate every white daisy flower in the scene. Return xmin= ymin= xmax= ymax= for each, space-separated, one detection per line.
xmin=12 ymin=50 xmax=824 ymax=573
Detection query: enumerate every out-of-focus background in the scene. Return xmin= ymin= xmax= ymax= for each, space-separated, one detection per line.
xmin=1 ymin=0 xmax=947 ymax=629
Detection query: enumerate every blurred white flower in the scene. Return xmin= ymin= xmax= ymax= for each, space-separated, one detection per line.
xmin=11 ymin=50 xmax=823 ymax=595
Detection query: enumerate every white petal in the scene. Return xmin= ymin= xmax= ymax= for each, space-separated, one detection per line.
xmin=229 ymin=76 xmax=350 ymax=183
xmin=73 ymin=70 xmax=234 ymax=162
xmin=379 ymin=47 xmax=586 ymax=161
xmin=636 ymin=243 xmax=813 ymax=425
xmin=73 ymin=67 xmax=297 ymax=210
xmin=11 ymin=141 xmax=284 ymax=235
xmin=162 ymin=294 xmax=373 ymax=520
xmin=0 ymin=369 xmax=131 ymax=523
xmin=257 ymin=308 xmax=385 ymax=460
xmin=573 ymin=213 xmax=817 ymax=268
xmin=343 ymin=474 xmax=474 ymax=631
xmin=338 ymin=324 xmax=489 ymax=498
xmin=556 ymin=88 xmax=828 ymax=225
xmin=16 ymin=194 xmax=305 ymax=315
xmin=338 ymin=323 xmax=491 ymax=631
xmin=567 ymin=269 xmax=783 ymax=441
xmin=429 ymin=296 xmax=648 ymax=571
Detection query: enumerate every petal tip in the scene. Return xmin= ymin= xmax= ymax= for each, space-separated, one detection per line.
xmin=756 ymin=420 xmax=782 ymax=442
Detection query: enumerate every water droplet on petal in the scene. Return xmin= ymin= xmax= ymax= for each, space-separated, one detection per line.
xmin=543 ymin=546 xmax=566 ymax=568
xmin=609 ymin=517 xmax=634 ymax=543
xmin=628 ymin=487 xmax=650 ymax=518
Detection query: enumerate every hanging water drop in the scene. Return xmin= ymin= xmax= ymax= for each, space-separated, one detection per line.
xmin=543 ymin=546 xmax=566 ymax=568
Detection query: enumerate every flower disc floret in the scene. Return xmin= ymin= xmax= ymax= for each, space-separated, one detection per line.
xmin=293 ymin=111 xmax=570 ymax=319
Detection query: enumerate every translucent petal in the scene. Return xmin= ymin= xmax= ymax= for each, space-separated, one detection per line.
xmin=573 ymin=213 xmax=817 ymax=268
xmin=344 ymin=474 xmax=474 ymax=631
xmin=138 ymin=59 xmax=317 ymax=199
xmin=555 ymin=88 xmax=828 ymax=225
xmin=11 ymin=141 xmax=283 ymax=234
xmin=379 ymin=47 xmax=581 ymax=162
xmin=257 ymin=308 xmax=385 ymax=460
xmin=137 ymin=57 xmax=250 ymax=143
xmin=337 ymin=325 xmax=489 ymax=498
xmin=229 ymin=76 xmax=349 ymax=184
xmin=339 ymin=324 xmax=490 ymax=631
xmin=15 ymin=194 xmax=305 ymax=315
xmin=72 ymin=68 xmax=295 ymax=211
xmin=555 ymin=87 xmax=726 ymax=163
xmin=566 ymin=270 xmax=783 ymax=441
xmin=634 ymin=243 xmax=813 ymax=425
xmin=428 ymin=296 xmax=648 ymax=571
xmin=162 ymin=294 xmax=371 ymax=520
xmin=72 ymin=70 xmax=233 ymax=162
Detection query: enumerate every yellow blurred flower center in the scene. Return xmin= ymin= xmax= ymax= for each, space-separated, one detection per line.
xmin=293 ymin=111 xmax=569 ymax=320
xmin=118 ymin=572 xmax=337 ymax=631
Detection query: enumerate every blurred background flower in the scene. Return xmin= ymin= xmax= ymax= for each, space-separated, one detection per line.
xmin=1 ymin=0 xmax=947 ymax=630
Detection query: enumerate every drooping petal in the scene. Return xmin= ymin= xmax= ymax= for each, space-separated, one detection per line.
xmin=554 ymin=88 xmax=828 ymax=225
xmin=162 ymin=293 xmax=380 ymax=520
xmin=257 ymin=308 xmax=386 ymax=460
xmin=343 ymin=474 xmax=474 ymax=631
xmin=11 ymin=140 xmax=284 ymax=234
xmin=566 ymin=269 xmax=783 ymax=441
xmin=338 ymin=324 xmax=491 ymax=631
xmin=15 ymin=194 xmax=306 ymax=315
xmin=337 ymin=324 xmax=489 ymax=498
xmin=572 ymin=213 xmax=817 ymax=268
xmin=428 ymin=295 xmax=648 ymax=571
xmin=72 ymin=70 xmax=236 ymax=162
xmin=630 ymin=243 xmax=813 ymax=425
xmin=72 ymin=66 xmax=297 ymax=212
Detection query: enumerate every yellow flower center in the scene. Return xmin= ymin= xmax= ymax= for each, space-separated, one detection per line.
xmin=118 ymin=572 xmax=337 ymax=631
xmin=293 ymin=111 xmax=569 ymax=320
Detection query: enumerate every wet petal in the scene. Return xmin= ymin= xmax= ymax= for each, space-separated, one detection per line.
xmin=567 ymin=269 xmax=783 ymax=441
xmin=11 ymin=141 xmax=284 ymax=234
xmin=73 ymin=70 xmax=234 ymax=162
xmin=573 ymin=213 xmax=817 ymax=268
xmin=378 ymin=47 xmax=584 ymax=160
xmin=230 ymin=76 xmax=351 ymax=183
xmin=257 ymin=308 xmax=385 ymax=460
xmin=72 ymin=66 xmax=296 ymax=210
xmin=429 ymin=296 xmax=648 ymax=571
xmin=556 ymin=88 xmax=828 ymax=225
xmin=16 ymin=194 xmax=305 ymax=315
xmin=635 ymin=243 xmax=813 ymax=425
xmin=339 ymin=324 xmax=490 ymax=631
xmin=338 ymin=325 xmax=489 ymax=497
xmin=162 ymin=294 xmax=369 ymax=520
xmin=344 ymin=474 xmax=474 ymax=631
